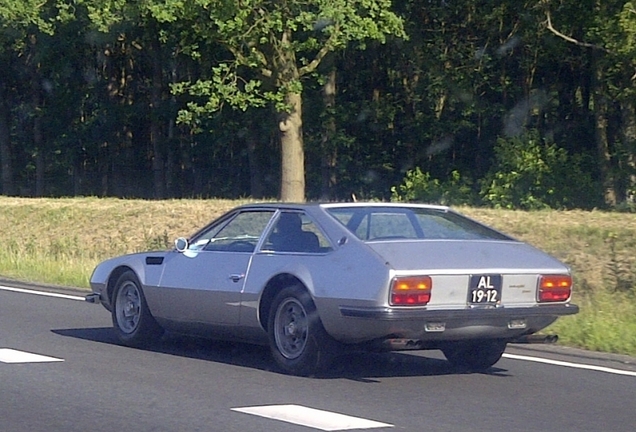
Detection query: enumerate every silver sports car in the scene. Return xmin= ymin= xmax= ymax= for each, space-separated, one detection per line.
xmin=86 ymin=203 xmax=579 ymax=375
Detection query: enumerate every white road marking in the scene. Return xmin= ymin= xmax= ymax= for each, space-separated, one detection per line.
xmin=232 ymin=404 xmax=393 ymax=431
xmin=0 ymin=285 xmax=85 ymax=301
xmin=503 ymin=353 xmax=636 ymax=377
xmin=0 ymin=348 xmax=64 ymax=364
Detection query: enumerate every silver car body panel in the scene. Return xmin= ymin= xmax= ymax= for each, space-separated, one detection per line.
xmin=147 ymin=250 xmax=251 ymax=324
xmin=89 ymin=202 xmax=578 ymax=347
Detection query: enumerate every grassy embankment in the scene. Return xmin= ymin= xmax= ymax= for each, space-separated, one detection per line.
xmin=0 ymin=197 xmax=634 ymax=356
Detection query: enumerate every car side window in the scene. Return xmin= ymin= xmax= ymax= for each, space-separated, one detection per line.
xmin=262 ymin=211 xmax=332 ymax=253
xmin=326 ymin=206 xmax=510 ymax=241
xmin=189 ymin=210 xmax=275 ymax=252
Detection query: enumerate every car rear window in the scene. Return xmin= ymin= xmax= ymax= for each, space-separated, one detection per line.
xmin=325 ymin=207 xmax=511 ymax=241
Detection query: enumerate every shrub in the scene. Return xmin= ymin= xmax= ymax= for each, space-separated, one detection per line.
xmin=391 ymin=168 xmax=475 ymax=205
xmin=479 ymin=129 xmax=599 ymax=210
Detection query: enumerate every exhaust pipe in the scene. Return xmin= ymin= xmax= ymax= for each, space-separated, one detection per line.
xmin=513 ymin=334 xmax=558 ymax=344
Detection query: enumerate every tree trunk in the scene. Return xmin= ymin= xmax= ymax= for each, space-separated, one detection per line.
xmin=246 ymin=121 xmax=264 ymax=198
xmin=34 ymin=114 xmax=44 ymax=196
xmin=0 ymin=79 xmax=14 ymax=196
xmin=321 ymin=67 xmax=337 ymax=200
xmin=150 ymin=33 xmax=165 ymax=199
xmin=594 ymin=89 xmax=616 ymax=206
xmin=28 ymin=34 xmax=45 ymax=197
xmin=621 ymin=99 xmax=636 ymax=203
xmin=165 ymin=57 xmax=180 ymax=198
xmin=165 ymin=118 xmax=175 ymax=198
xmin=278 ymin=91 xmax=305 ymax=202
xmin=32 ymin=81 xmax=45 ymax=197
xmin=99 ymin=141 xmax=109 ymax=197
xmin=73 ymin=146 xmax=83 ymax=196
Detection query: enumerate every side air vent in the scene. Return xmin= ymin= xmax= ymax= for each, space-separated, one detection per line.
xmin=145 ymin=256 xmax=164 ymax=265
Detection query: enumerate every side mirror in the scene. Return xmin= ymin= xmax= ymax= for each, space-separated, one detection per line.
xmin=174 ymin=237 xmax=189 ymax=252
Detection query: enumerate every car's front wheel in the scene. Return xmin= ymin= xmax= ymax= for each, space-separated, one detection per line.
xmin=268 ymin=285 xmax=337 ymax=376
xmin=442 ymin=339 xmax=507 ymax=371
xmin=111 ymin=270 xmax=163 ymax=347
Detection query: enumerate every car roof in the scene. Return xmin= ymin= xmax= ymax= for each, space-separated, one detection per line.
xmin=320 ymin=202 xmax=450 ymax=211
xmin=235 ymin=202 xmax=451 ymax=211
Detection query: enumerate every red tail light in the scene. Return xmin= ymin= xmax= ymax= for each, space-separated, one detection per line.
xmin=390 ymin=276 xmax=432 ymax=306
xmin=538 ymin=275 xmax=572 ymax=302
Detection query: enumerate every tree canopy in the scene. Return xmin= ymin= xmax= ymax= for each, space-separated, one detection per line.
xmin=0 ymin=0 xmax=634 ymax=209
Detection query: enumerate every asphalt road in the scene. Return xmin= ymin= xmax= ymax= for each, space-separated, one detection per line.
xmin=1 ymin=283 xmax=635 ymax=432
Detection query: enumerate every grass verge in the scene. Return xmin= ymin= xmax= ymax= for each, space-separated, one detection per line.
xmin=0 ymin=197 xmax=634 ymax=356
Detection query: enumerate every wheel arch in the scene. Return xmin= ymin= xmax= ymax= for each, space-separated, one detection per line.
xmin=106 ymin=266 xmax=136 ymax=309
xmin=258 ymin=273 xmax=309 ymax=332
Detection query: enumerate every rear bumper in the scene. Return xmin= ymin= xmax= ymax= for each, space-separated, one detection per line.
xmin=327 ymin=303 xmax=578 ymax=344
xmin=339 ymin=303 xmax=579 ymax=320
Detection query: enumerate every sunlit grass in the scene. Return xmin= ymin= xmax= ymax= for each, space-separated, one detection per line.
xmin=0 ymin=252 xmax=98 ymax=288
xmin=0 ymin=197 xmax=259 ymax=287
xmin=548 ymin=292 xmax=636 ymax=355
xmin=0 ymin=197 xmax=634 ymax=356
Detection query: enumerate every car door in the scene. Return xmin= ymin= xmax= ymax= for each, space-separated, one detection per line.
xmin=155 ymin=210 xmax=275 ymax=325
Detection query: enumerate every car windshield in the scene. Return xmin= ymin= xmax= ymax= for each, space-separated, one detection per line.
xmin=325 ymin=206 xmax=512 ymax=241
xmin=188 ymin=210 xmax=275 ymax=252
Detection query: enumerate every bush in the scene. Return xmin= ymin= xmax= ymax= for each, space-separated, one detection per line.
xmin=479 ymin=129 xmax=599 ymax=210
xmin=391 ymin=168 xmax=475 ymax=205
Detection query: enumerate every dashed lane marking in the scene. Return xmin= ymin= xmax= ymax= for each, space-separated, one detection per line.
xmin=232 ymin=405 xmax=393 ymax=431
xmin=503 ymin=353 xmax=636 ymax=377
xmin=0 ymin=348 xmax=64 ymax=364
xmin=0 ymin=285 xmax=85 ymax=301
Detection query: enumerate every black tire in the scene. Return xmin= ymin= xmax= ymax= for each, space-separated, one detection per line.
xmin=111 ymin=270 xmax=163 ymax=347
xmin=442 ymin=339 xmax=507 ymax=371
xmin=267 ymin=285 xmax=338 ymax=376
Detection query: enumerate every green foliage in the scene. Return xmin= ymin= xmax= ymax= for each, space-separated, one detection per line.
xmin=480 ymin=130 xmax=599 ymax=210
xmin=391 ymin=168 xmax=475 ymax=206
xmin=83 ymin=0 xmax=130 ymax=32
xmin=167 ymin=0 xmax=406 ymax=122
xmin=0 ymin=0 xmax=56 ymax=34
xmin=173 ymin=65 xmax=270 ymax=128
xmin=1 ymin=0 xmax=635 ymax=206
xmin=549 ymin=291 xmax=636 ymax=356
xmin=617 ymin=2 xmax=636 ymax=58
xmin=0 ymin=234 xmax=95 ymax=287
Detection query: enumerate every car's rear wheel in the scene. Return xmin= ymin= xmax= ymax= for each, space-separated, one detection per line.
xmin=268 ymin=285 xmax=337 ymax=376
xmin=111 ymin=270 xmax=163 ymax=347
xmin=442 ymin=339 xmax=507 ymax=371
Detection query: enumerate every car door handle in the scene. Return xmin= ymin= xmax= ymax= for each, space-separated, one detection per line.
xmin=229 ymin=274 xmax=245 ymax=283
